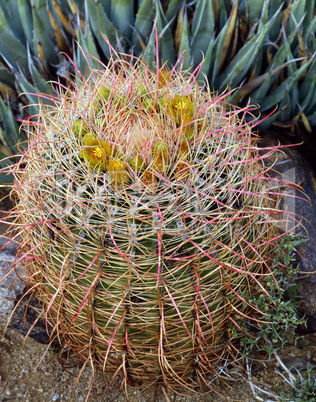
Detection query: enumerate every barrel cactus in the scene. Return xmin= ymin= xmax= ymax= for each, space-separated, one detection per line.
xmin=6 ymin=51 xmax=302 ymax=397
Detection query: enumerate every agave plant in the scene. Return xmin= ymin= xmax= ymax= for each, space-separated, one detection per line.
xmin=0 ymin=44 xmax=306 ymax=398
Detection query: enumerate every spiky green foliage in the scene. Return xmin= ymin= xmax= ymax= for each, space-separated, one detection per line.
xmin=1 ymin=49 xmax=306 ymax=398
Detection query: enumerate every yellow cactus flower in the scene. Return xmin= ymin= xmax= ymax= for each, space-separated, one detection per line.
xmin=167 ymin=95 xmax=195 ymax=126
xmin=107 ymin=159 xmax=129 ymax=185
xmin=79 ymin=133 xmax=111 ymax=170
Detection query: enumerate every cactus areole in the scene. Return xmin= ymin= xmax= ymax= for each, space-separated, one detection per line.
xmin=10 ymin=52 xmax=298 ymax=396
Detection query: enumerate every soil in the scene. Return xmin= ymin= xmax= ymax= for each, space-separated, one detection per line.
xmin=1 ymin=313 xmax=316 ymax=402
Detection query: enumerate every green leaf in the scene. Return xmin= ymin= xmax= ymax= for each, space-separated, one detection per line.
xmin=197 ymin=37 xmax=215 ymax=82
xmin=154 ymin=2 xmax=175 ymax=66
xmin=0 ymin=68 xmax=15 ymax=88
xmin=247 ymin=0 xmax=265 ymax=27
xmin=32 ymin=0 xmax=59 ymax=65
xmin=190 ymin=0 xmax=215 ymax=65
xmin=133 ymin=0 xmax=154 ymax=49
xmin=75 ymin=22 xmax=100 ymax=76
xmin=111 ymin=0 xmax=134 ymax=38
xmin=86 ymin=0 xmax=117 ymax=58
xmin=287 ymin=0 xmax=306 ymax=38
xmin=177 ymin=7 xmax=191 ymax=71
xmin=0 ymin=0 xmax=26 ymax=45
xmin=209 ymin=21 xmax=230 ymax=85
xmin=0 ymin=7 xmax=28 ymax=70
xmin=18 ymin=0 xmax=34 ymax=50
xmin=257 ymin=109 xmax=281 ymax=130
xmin=300 ymin=74 xmax=316 ymax=115
xmin=279 ymin=90 xmax=292 ymax=123
xmin=0 ymin=150 xmax=14 ymax=185
xmin=165 ymin=0 xmax=182 ymax=23
xmin=260 ymin=55 xmax=315 ymax=112
xmin=0 ymin=97 xmax=23 ymax=153
xmin=99 ymin=0 xmax=111 ymax=17
xmin=216 ymin=8 xmax=282 ymax=92
xmin=299 ymin=57 xmax=316 ymax=113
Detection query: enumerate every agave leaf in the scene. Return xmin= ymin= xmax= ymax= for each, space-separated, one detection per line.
xmin=260 ymin=54 xmax=315 ymax=112
xmin=216 ymin=8 xmax=282 ymax=92
xmin=307 ymin=109 xmax=316 ymax=127
xmin=154 ymin=2 xmax=175 ymax=66
xmin=0 ymin=151 xmax=14 ymax=184
xmin=218 ymin=0 xmax=238 ymax=72
xmin=303 ymin=0 xmax=314 ymax=32
xmin=99 ymin=0 xmax=111 ymax=17
xmin=190 ymin=0 xmax=215 ymax=65
xmin=246 ymin=0 xmax=265 ymax=27
xmin=257 ymin=0 xmax=269 ymax=30
xmin=86 ymin=0 xmax=117 ymax=58
xmin=75 ymin=22 xmax=100 ymax=76
xmin=15 ymin=72 xmax=49 ymax=115
xmin=26 ymin=47 xmax=54 ymax=96
xmin=0 ymin=144 xmax=14 ymax=158
xmin=299 ymin=55 xmax=316 ymax=109
xmin=17 ymin=0 xmax=34 ymax=49
xmin=210 ymin=20 xmax=230 ymax=85
xmin=47 ymin=5 xmax=69 ymax=53
xmin=279 ymin=90 xmax=292 ymax=123
xmin=213 ymin=0 xmax=220 ymax=25
xmin=197 ymin=36 xmax=215 ymax=81
xmin=269 ymin=0 xmax=283 ymax=42
xmin=218 ymin=0 xmax=228 ymax=28
xmin=257 ymin=109 xmax=281 ymax=130
xmin=176 ymin=6 xmax=191 ymax=71
xmin=133 ymin=0 xmax=154 ymax=49
xmin=111 ymin=0 xmax=134 ymax=38
xmin=0 ymin=1 xmax=26 ymax=44
xmin=300 ymin=111 xmax=312 ymax=133
xmin=0 ymin=66 xmax=15 ymax=88
xmin=300 ymin=74 xmax=316 ymax=115
xmin=32 ymin=0 xmax=59 ymax=66
xmin=304 ymin=15 xmax=316 ymax=45
xmin=51 ymin=0 xmax=73 ymax=34
xmin=142 ymin=31 xmax=155 ymax=69
xmin=0 ymin=7 xmax=28 ymax=71
xmin=67 ymin=0 xmax=83 ymax=14
xmin=0 ymin=83 xmax=14 ymax=98
xmin=0 ymin=97 xmax=23 ymax=153
xmin=165 ymin=0 xmax=183 ymax=23
xmin=286 ymin=0 xmax=306 ymax=37
xmin=239 ymin=59 xmax=302 ymax=100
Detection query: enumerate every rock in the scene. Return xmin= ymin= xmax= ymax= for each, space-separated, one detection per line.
xmin=259 ymin=130 xmax=316 ymax=332
xmin=0 ymin=246 xmax=24 ymax=321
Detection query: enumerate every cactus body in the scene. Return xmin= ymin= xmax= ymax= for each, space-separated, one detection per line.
xmin=10 ymin=55 xmax=300 ymax=396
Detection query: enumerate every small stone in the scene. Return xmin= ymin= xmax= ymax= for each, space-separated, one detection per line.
xmin=52 ymin=393 xmax=59 ymax=401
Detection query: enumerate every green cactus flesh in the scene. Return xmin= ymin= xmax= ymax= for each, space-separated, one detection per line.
xmin=11 ymin=55 xmax=300 ymax=394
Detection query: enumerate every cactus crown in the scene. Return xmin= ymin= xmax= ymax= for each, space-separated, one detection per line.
xmin=7 ymin=51 xmax=304 ymax=398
